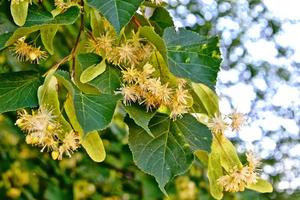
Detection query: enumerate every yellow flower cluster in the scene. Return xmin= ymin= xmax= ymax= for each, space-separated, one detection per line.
xmin=11 ymin=37 xmax=47 ymax=63
xmin=88 ymin=34 xmax=153 ymax=67
xmin=207 ymin=111 xmax=246 ymax=135
xmin=118 ymin=63 xmax=191 ymax=119
xmin=15 ymin=107 xmax=80 ymax=160
xmin=217 ymin=152 xmax=260 ymax=192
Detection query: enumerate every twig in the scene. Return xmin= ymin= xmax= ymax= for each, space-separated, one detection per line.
xmin=71 ymin=0 xmax=85 ymax=82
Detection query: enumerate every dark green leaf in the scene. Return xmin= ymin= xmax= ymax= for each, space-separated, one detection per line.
xmin=163 ymin=27 xmax=222 ymax=89
xmin=89 ymin=64 xmax=121 ymax=94
xmin=87 ymin=0 xmax=143 ymax=33
xmin=173 ymin=115 xmax=212 ymax=152
xmin=73 ymin=91 xmax=121 ymax=133
xmin=125 ymin=104 xmax=156 ymax=137
xmin=128 ymin=114 xmax=212 ymax=193
xmin=149 ymin=7 xmax=174 ymax=35
xmin=0 ymin=72 xmax=42 ymax=113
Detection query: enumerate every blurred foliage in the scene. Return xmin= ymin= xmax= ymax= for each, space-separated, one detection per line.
xmin=168 ymin=0 xmax=300 ymax=199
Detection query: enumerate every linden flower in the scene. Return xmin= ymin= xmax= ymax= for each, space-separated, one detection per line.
xmin=217 ymin=167 xmax=247 ymax=192
xmin=122 ymin=67 xmax=140 ymax=84
xmin=16 ymin=107 xmax=57 ymax=134
xmin=16 ymin=107 xmax=61 ymax=152
xmin=88 ymin=33 xmax=115 ymax=56
xmin=207 ymin=114 xmax=228 ymax=135
xmin=156 ymin=83 xmax=173 ymax=105
xmin=117 ymin=84 xmax=140 ymax=105
xmin=229 ymin=110 xmax=246 ymax=131
xmin=170 ymin=103 xmax=188 ymax=120
xmin=135 ymin=44 xmax=153 ymax=63
xmin=12 ymin=37 xmax=47 ymax=63
xmin=169 ymin=80 xmax=190 ymax=120
xmin=217 ymin=152 xmax=260 ymax=192
xmin=57 ymin=131 xmax=80 ymax=160
xmin=143 ymin=93 xmax=160 ymax=111
xmin=115 ymin=42 xmax=139 ymax=66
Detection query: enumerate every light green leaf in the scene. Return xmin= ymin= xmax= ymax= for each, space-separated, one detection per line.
xmin=40 ymin=25 xmax=59 ymax=55
xmin=73 ymin=91 xmax=121 ymax=133
xmin=38 ymin=75 xmax=72 ymax=136
xmin=82 ymin=131 xmax=106 ymax=162
xmin=191 ymin=82 xmax=219 ymax=116
xmin=246 ymin=178 xmax=273 ymax=193
xmin=90 ymin=8 xmax=103 ymax=37
xmin=128 ymin=114 xmax=212 ymax=194
xmin=88 ymin=64 xmax=121 ymax=94
xmin=207 ymin=137 xmax=223 ymax=200
xmin=10 ymin=0 xmax=29 ymax=26
xmin=163 ymin=27 xmax=222 ymax=89
xmin=195 ymin=150 xmax=209 ymax=166
xmin=125 ymin=104 xmax=156 ymax=137
xmin=80 ymin=60 xmax=107 ymax=83
xmin=87 ymin=0 xmax=143 ymax=33
xmin=0 ymin=72 xmax=42 ymax=113
xmin=217 ymin=135 xmax=242 ymax=171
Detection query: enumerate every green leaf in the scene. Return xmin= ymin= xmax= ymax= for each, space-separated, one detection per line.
xmin=87 ymin=0 xmax=143 ymax=33
xmin=127 ymin=114 xmax=212 ymax=193
xmin=82 ymin=131 xmax=106 ymax=162
xmin=10 ymin=0 xmax=29 ymax=26
xmin=40 ymin=25 xmax=59 ymax=55
xmin=149 ymin=7 xmax=174 ymax=35
xmin=207 ymin=137 xmax=224 ymax=200
xmin=125 ymin=104 xmax=156 ymax=137
xmin=88 ymin=64 xmax=121 ymax=94
xmin=0 ymin=72 xmax=42 ymax=113
xmin=73 ymin=91 xmax=121 ymax=133
xmin=0 ymin=11 xmax=17 ymax=50
xmin=163 ymin=27 xmax=222 ymax=89
xmin=246 ymin=178 xmax=273 ymax=193
xmin=80 ymin=60 xmax=107 ymax=83
xmin=1 ymin=6 xmax=80 ymax=49
xmin=191 ymin=82 xmax=219 ymax=116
